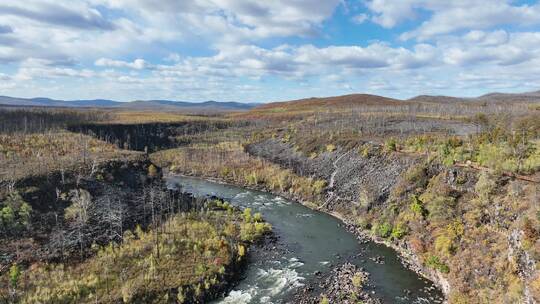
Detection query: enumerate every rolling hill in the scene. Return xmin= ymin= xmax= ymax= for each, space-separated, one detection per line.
xmin=239 ymin=90 xmax=540 ymax=120
xmin=408 ymin=90 xmax=540 ymax=104
xmin=253 ymin=94 xmax=401 ymax=111
xmin=255 ymin=89 xmax=540 ymax=112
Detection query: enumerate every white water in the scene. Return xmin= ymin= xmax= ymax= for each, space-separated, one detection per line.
xmin=218 ymin=257 xmax=305 ymax=304
xmin=169 ymin=175 xmax=444 ymax=304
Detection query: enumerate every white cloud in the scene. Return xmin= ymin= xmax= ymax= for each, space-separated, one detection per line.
xmin=93 ymin=0 xmax=342 ymax=41
xmin=0 ymin=73 xmax=11 ymax=81
xmin=352 ymin=14 xmax=368 ymax=24
xmin=5 ymin=28 xmax=540 ymax=100
xmin=164 ymin=53 xmax=182 ymax=62
xmin=15 ymin=58 xmax=96 ymax=81
xmin=117 ymin=75 xmax=145 ymax=83
xmin=1 ymin=0 xmax=540 ymax=101
xmin=95 ymin=58 xmax=148 ymax=69
xmin=0 ymin=1 xmax=114 ymax=30
xmin=366 ymin=0 xmax=418 ymax=28
xmin=366 ymin=0 xmax=540 ymax=40
xmin=463 ymin=30 xmax=509 ymax=46
xmin=149 ymin=42 xmax=442 ymax=84
xmin=441 ymin=31 xmax=540 ymax=66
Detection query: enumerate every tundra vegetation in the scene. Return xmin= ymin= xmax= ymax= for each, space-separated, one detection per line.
xmin=1 ymin=92 xmax=539 ymax=303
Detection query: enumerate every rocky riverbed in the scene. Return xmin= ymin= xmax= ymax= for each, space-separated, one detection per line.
xmin=171 ymin=175 xmax=444 ymax=304
xmin=292 ymin=262 xmax=382 ymax=304
xmin=245 ymin=139 xmax=450 ymax=298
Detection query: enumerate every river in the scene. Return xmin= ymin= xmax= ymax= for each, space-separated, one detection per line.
xmin=168 ymin=175 xmax=444 ymax=304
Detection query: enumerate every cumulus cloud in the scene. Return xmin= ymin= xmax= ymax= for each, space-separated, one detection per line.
xmin=93 ymin=0 xmax=341 ymax=40
xmin=15 ymin=58 xmax=96 ymax=81
xmin=440 ymin=31 xmax=540 ymax=66
xmin=0 ymin=1 xmax=114 ymax=30
xmin=1 ymin=0 xmax=540 ymax=101
xmin=95 ymin=58 xmax=148 ymax=69
xmin=365 ymin=0 xmax=540 ymax=40
xmin=366 ymin=0 xmax=418 ymax=28
xmin=151 ymin=42 xmax=442 ymax=83
xmin=404 ymin=2 xmax=540 ymax=40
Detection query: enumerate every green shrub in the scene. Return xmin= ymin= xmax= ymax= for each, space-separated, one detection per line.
xmin=0 ymin=191 xmax=32 ymax=235
xmin=352 ymin=272 xmax=364 ymax=288
xmin=391 ymin=223 xmax=407 ymax=240
xmin=312 ymin=180 xmax=326 ymax=195
xmin=522 ymin=142 xmax=540 ymax=173
xmin=282 ymin=134 xmax=291 ymax=143
xmin=360 ymin=145 xmax=371 ymax=158
xmin=147 ymin=164 xmax=159 ymax=177
xmin=476 ymin=143 xmax=511 ymax=172
xmin=320 ymin=295 xmax=329 ymax=304
xmin=384 ymin=138 xmax=398 ymax=152
xmin=410 ymin=195 xmax=427 ymax=217
xmin=374 ymin=222 xmax=392 ymax=238
xmin=434 ymin=235 xmax=454 ymax=256
xmin=237 ymin=244 xmax=246 ymax=257
xmin=405 ymin=134 xmax=443 ymax=153
xmin=243 ymin=208 xmax=252 ymax=223
xmin=245 ymin=172 xmax=259 ymax=185
xmin=0 ymin=206 xmax=15 ymax=228
xmin=240 ymin=221 xmax=272 ymax=242
xmin=253 ymin=212 xmax=263 ymax=223
xmin=426 ymin=255 xmax=450 ymax=273
xmin=419 ymin=174 xmax=456 ymax=222
xmin=9 ymin=263 xmax=21 ymax=288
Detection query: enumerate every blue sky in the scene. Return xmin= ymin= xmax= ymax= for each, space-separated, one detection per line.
xmin=1 ymin=0 xmax=540 ymax=102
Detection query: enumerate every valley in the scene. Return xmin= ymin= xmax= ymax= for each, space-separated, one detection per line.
xmin=1 ymin=91 xmax=539 ymax=303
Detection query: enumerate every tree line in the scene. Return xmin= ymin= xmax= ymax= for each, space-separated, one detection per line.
xmin=0 ymin=107 xmax=110 ymax=134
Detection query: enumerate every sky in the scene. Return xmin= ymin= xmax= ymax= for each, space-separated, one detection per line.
xmin=1 ymin=0 xmax=540 ymax=102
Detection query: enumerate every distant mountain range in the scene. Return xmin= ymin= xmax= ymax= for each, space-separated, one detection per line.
xmin=0 ymin=96 xmax=258 ymax=111
xmin=2 ymin=89 xmax=539 ymax=112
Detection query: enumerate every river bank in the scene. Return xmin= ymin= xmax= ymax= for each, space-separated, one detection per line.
xmin=0 ymin=151 xmax=275 ymax=304
xmin=152 ymin=139 xmax=450 ymax=301
xmin=168 ymin=174 xmax=444 ymax=303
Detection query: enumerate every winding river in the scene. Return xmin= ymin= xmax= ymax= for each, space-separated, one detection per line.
xmin=168 ymin=176 xmax=444 ymax=304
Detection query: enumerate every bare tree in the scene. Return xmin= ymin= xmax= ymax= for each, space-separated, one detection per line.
xmin=66 ymin=189 xmax=92 ymax=257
